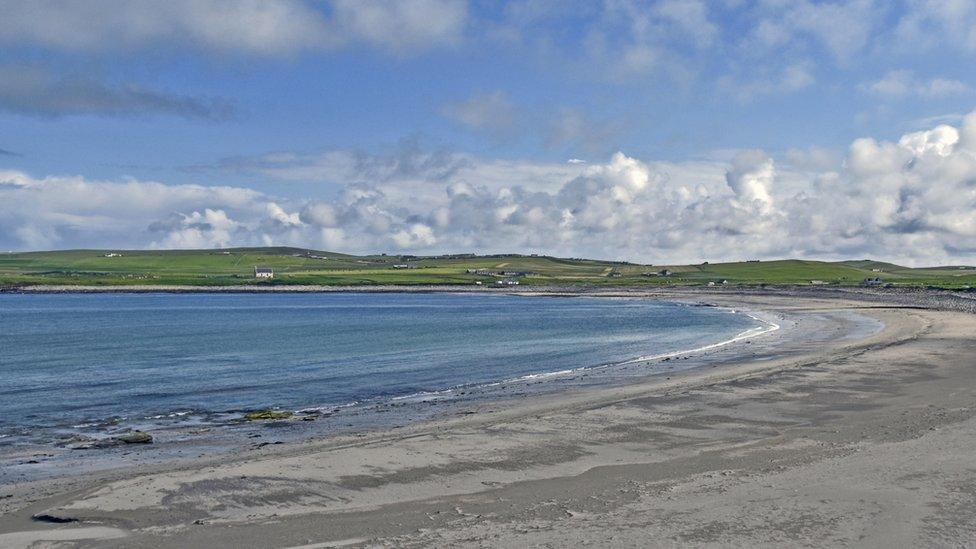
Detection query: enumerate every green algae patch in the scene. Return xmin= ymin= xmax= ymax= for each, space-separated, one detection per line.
xmin=244 ymin=409 xmax=294 ymax=421
xmin=118 ymin=431 xmax=153 ymax=444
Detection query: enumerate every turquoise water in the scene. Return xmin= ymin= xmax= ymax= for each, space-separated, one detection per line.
xmin=0 ymin=293 xmax=760 ymax=445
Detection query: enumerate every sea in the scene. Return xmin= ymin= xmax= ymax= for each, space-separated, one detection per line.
xmin=0 ymin=292 xmax=768 ymax=449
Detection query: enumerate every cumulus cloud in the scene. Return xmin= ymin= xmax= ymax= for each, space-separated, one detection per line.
xmin=725 ymin=151 xmax=775 ymax=214
xmin=149 ymin=209 xmax=241 ymax=249
xmin=0 ymin=172 xmax=267 ymax=250
xmin=5 ymin=112 xmax=976 ymax=264
xmin=862 ymin=70 xmax=971 ymax=99
xmin=0 ymin=0 xmax=467 ymax=57
xmin=0 ymin=65 xmax=233 ymax=120
xmin=785 ymin=147 xmax=841 ymax=172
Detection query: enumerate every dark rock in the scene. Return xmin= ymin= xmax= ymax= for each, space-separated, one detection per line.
xmin=32 ymin=513 xmax=78 ymax=523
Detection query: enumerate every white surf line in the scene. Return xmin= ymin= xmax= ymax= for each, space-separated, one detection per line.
xmin=496 ymin=308 xmax=782 ymax=384
xmin=334 ymin=307 xmax=781 ymax=404
xmin=619 ymin=309 xmax=781 ymax=366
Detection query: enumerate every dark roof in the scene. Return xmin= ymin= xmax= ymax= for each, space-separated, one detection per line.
xmin=254 ymin=266 xmax=274 ymax=273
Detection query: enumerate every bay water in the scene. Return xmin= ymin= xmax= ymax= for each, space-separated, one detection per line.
xmin=0 ymin=292 xmax=761 ymax=446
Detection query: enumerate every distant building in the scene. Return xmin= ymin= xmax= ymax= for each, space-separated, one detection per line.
xmin=254 ymin=266 xmax=274 ymax=279
xmin=658 ymin=269 xmax=673 ymax=277
xmin=862 ymin=277 xmax=883 ymax=287
xmin=496 ymin=279 xmax=520 ymax=285
xmin=392 ymin=264 xmax=417 ymax=269
xmin=103 ymin=252 xmax=122 ymax=258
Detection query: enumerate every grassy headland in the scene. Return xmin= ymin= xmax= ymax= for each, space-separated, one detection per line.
xmin=0 ymin=247 xmax=974 ymax=288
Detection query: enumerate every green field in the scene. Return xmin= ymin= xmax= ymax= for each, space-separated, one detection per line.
xmin=0 ymin=248 xmax=974 ymax=288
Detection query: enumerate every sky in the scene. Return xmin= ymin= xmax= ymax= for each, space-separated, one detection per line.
xmin=1 ymin=0 xmax=976 ymax=265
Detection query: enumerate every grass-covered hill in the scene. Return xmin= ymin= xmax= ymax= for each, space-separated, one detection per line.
xmin=0 ymin=247 xmax=974 ymax=288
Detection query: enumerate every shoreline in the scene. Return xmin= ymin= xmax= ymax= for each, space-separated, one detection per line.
xmin=3 ymin=290 xmax=976 ymax=546
xmin=0 ymin=295 xmax=792 ymax=485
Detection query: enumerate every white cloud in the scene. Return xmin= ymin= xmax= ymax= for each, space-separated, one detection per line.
xmin=787 ymin=0 xmax=878 ymax=63
xmin=785 ymin=147 xmax=841 ymax=172
xmin=894 ymin=0 xmax=976 ymax=53
xmin=725 ymin=151 xmax=775 ymax=214
xmin=330 ymin=0 xmax=468 ymax=54
xmin=740 ymin=0 xmax=879 ymax=64
xmin=5 ymin=112 xmax=976 ymax=264
xmin=862 ymin=70 xmax=971 ymax=98
xmin=153 ymin=209 xmax=240 ymax=249
xmin=0 ymin=0 xmax=467 ymax=57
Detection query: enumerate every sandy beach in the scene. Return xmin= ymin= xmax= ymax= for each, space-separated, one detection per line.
xmin=2 ymin=289 xmax=976 ymax=547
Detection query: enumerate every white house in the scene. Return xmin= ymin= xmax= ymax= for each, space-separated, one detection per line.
xmin=254 ymin=267 xmax=274 ymax=279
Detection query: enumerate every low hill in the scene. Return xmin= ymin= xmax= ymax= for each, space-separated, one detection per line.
xmin=0 ymin=248 xmax=974 ymax=288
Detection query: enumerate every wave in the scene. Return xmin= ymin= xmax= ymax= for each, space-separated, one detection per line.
xmin=388 ymin=308 xmax=781 ymax=399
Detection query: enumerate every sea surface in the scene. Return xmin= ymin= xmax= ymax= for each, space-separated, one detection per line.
xmin=0 ymin=292 xmax=764 ymax=447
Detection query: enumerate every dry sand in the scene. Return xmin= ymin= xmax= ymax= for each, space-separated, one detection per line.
xmin=2 ymin=291 xmax=976 ymax=547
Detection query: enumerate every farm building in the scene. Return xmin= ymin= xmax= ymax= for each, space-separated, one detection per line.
xmin=254 ymin=267 xmax=274 ymax=279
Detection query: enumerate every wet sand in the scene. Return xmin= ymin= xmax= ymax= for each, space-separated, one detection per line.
xmin=2 ymin=291 xmax=976 ymax=547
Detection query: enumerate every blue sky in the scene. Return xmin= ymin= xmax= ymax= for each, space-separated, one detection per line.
xmin=1 ymin=1 xmax=976 ymax=264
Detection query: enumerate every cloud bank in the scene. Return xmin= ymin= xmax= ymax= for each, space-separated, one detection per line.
xmin=0 ymin=65 xmax=233 ymax=120
xmin=0 ymin=0 xmax=467 ymax=56
xmin=3 ymin=113 xmax=976 ymax=265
